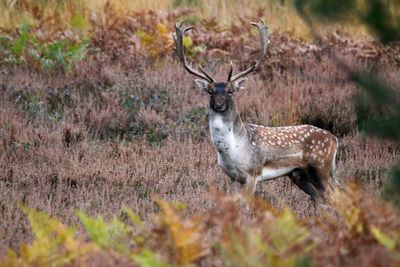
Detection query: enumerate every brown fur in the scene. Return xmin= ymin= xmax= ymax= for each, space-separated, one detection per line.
xmin=248 ymin=124 xmax=338 ymax=201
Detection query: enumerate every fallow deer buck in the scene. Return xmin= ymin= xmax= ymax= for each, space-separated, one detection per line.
xmin=173 ymin=20 xmax=339 ymax=202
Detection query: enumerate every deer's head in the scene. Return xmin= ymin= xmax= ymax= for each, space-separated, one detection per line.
xmin=173 ymin=20 xmax=269 ymax=113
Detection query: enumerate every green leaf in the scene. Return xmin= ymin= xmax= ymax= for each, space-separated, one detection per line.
xmin=370 ymin=226 xmax=396 ymax=251
xmin=296 ymin=256 xmax=313 ymax=267
xmin=11 ymin=22 xmax=31 ymax=55
xmin=76 ymin=210 xmax=130 ymax=253
xmin=12 ymin=206 xmax=88 ymax=266
xmin=182 ymin=36 xmax=192 ymax=49
xmin=123 ymin=207 xmax=144 ymax=227
xmin=71 ymin=14 xmax=86 ymax=30
xmin=362 ymin=0 xmax=400 ymax=43
xmin=295 ymin=0 xmax=356 ymax=22
xmin=132 ymin=250 xmax=173 ymax=267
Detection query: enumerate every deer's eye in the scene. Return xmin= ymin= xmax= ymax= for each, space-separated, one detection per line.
xmin=208 ymin=90 xmax=213 ymax=95
xmin=227 ymin=90 xmax=233 ymax=96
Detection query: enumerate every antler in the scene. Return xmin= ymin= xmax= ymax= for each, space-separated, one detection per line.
xmin=228 ymin=19 xmax=270 ymax=82
xmin=173 ymin=21 xmax=215 ymax=83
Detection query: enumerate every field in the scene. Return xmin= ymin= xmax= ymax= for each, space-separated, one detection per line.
xmin=0 ymin=1 xmax=400 ymax=266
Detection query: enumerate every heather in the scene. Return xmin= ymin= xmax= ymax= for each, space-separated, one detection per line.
xmin=0 ymin=1 xmax=400 ymax=266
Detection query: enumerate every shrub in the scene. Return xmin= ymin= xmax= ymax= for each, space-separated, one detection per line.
xmin=0 ymin=23 xmax=90 ymax=73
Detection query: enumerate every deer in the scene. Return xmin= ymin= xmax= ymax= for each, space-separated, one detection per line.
xmin=173 ymin=20 xmax=339 ymax=202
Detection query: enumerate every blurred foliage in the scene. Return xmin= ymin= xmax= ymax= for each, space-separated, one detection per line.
xmin=0 ymin=206 xmax=92 ymax=267
xmin=173 ymin=0 xmax=203 ymax=8
xmin=354 ymin=73 xmax=400 ymax=142
xmin=296 ymin=0 xmax=400 ymax=42
xmin=219 ymin=207 xmax=315 ymax=267
xmin=136 ymin=23 xmax=173 ymax=58
xmin=331 ymin=186 xmax=400 ymax=261
xmin=2 ymin=188 xmax=400 ymax=266
xmin=382 ymin=166 xmax=400 ymax=207
xmin=294 ymin=0 xmax=400 ymax=206
xmin=154 ymin=199 xmax=209 ymax=264
xmin=76 ymin=211 xmax=131 ymax=253
xmin=308 ymin=0 xmax=356 ymax=22
xmin=137 ymin=22 xmax=203 ymax=59
xmin=132 ymin=250 xmax=173 ymax=267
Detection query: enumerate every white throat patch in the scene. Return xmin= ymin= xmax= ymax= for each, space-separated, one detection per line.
xmin=209 ymin=114 xmax=248 ymax=165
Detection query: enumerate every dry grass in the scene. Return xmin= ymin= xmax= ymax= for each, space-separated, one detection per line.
xmin=0 ymin=0 xmax=372 ymax=38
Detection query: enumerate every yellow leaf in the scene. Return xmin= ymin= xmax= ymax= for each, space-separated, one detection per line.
xmin=370 ymin=226 xmax=396 ymax=251
xmin=182 ymin=36 xmax=192 ymax=49
xmin=11 ymin=206 xmax=93 ymax=266
xmin=331 ymin=188 xmax=365 ymax=234
xmin=156 ymin=199 xmax=209 ymax=264
xmin=156 ymin=23 xmax=168 ymax=35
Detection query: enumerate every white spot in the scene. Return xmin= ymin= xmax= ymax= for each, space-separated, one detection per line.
xmin=286 ymin=151 xmax=303 ymax=158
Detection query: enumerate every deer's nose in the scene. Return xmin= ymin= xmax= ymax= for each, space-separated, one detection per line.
xmin=216 ymin=101 xmax=224 ymax=107
xmin=215 ymin=102 xmax=225 ymax=111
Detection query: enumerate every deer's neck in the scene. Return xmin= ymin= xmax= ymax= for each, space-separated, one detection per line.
xmin=209 ymin=102 xmax=249 ymax=154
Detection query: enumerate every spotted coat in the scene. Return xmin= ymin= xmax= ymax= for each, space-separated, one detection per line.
xmin=209 ymin=104 xmax=338 ymax=202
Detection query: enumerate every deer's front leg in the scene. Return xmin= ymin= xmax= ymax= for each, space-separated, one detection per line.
xmin=244 ymin=175 xmax=257 ymax=195
xmin=229 ymin=176 xmax=257 ymax=196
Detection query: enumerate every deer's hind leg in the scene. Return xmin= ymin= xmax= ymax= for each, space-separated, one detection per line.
xmin=288 ymin=167 xmax=325 ymax=203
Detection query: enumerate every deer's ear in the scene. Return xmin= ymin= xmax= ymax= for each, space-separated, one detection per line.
xmin=232 ymin=78 xmax=248 ymax=92
xmin=194 ymin=79 xmax=210 ymax=92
